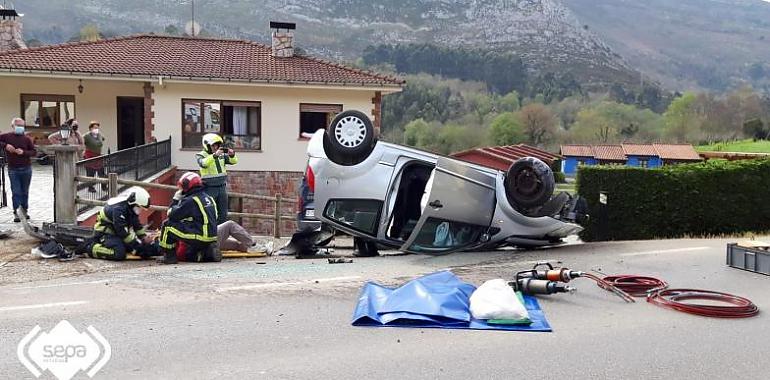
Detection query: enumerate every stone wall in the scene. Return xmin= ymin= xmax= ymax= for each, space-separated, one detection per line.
xmin=228 ymin=170 xmax=303 ymax=236
xmin=174 ymin=169 xmax=303 ymax=236
xmin=271 ymin=31 xmax=294 ymax=58
xmin=0 ymin=19 xmax=26 ymax=52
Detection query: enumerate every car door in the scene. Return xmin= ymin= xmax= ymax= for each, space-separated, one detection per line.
xmin=399 ymin=157 xmax=497 ymax=254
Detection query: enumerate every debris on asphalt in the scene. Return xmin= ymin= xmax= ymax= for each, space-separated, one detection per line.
xmin=328 ymin=258 xmax=353 ymax=264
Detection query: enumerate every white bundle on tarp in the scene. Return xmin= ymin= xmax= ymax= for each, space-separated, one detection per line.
xmin=469 ymin=279 xmax=529 ymax=320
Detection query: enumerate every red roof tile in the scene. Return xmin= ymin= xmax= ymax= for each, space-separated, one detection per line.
xmin=452 ymin=144 xmax=560 ymax=169
xmin=593 ymin=145 xmax=626 ymax=161
xmin=0 ymin=35 xmax=404 ymax=87
xmin=653 ymin=144 xmax=702 ymax=161
xmin=622 ymin=143 xmax=658 ymax=156
xmin=560 ymin=145 xmax=595 ymax=157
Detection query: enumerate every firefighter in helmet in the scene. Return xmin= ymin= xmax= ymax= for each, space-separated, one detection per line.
xmin=82 ymin=186 xmax=153 ymax=261
xmin=196 ymin=133 xmax=237 ymax=224
xmin=158 ymin=172 xmax=220 ymax=264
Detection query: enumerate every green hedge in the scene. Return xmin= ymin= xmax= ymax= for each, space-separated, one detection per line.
xmin=553 ymin=171 xmax=566 ymax=184
xmin=577 ymin=159 xmax=770 ymax=241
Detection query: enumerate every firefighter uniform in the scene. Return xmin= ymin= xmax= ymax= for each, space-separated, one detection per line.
xmin=89 ymin=200 xmax=149 ymax=261
xmin=158 ymin=186 xmax=220 ymax=262
xmin=196 ymin=134 xmax=237 ymax=224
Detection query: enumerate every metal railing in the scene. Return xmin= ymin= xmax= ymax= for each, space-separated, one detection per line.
xmin=76 ymin=139 xmax=171 ymax=213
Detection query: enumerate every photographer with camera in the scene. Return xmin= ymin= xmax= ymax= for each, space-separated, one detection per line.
xmin=196 ymin=133 xmax=238 ymax=223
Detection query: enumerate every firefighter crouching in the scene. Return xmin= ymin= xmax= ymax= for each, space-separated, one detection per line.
xmin=79 ymin=187 xmax=155 ymax=261
xmin=196 ymin=133 xmax=237 ymax=224
xmin=158 ymin=172 xmax=221 ymax=264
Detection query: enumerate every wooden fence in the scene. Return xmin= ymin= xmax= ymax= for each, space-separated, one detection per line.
xmin=75 ymin=173 xmax=296 ymax=238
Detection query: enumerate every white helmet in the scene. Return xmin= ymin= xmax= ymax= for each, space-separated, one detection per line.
xmin=202 ymin=133 xmax=224 ymax=152
xmin=126 ymin=187 xmax=151 ymax=208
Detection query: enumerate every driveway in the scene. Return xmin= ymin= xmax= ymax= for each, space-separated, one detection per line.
xmin=0 ymin=164 xmax=53 ymax=226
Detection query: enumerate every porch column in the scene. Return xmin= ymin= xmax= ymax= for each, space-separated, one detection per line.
xmin=50 ymin=145 xmax=80 ymax=224
xmin=371 ymin=91 xmax=382 ymax=137
xmin=143 ymin=82 xmax=155 ymax=143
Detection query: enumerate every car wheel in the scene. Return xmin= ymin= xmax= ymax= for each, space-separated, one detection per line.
xmin=323 ymin=110 xmax=376 ymax=165
xmin=504 ymin=157 xmax=555 ymax=209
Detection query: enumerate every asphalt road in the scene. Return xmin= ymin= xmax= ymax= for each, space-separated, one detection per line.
xmin=1 ymin=237 xmax=768 ymax=380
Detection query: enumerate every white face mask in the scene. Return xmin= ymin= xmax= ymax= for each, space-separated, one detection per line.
xmin=133 ymin=206 xmax=142 ymax=215
xmin=92 ymin=128 xmax=100 ymax=135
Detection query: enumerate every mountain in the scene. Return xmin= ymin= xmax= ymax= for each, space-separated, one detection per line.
xmin=564 ymin=0 xmax=770 ymax=91
xmin=12 ymin=0 xmax=770 ymax=92
xmin=13 ymin=0 xmax=638 ymax=90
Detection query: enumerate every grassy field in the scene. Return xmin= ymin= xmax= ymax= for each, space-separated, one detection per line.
xmin=696 ymin=139 xmax=770 ymax=153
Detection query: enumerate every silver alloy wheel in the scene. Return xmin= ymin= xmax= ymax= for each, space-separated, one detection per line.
xmin=334 ymin=116 xmax=367 ymax=148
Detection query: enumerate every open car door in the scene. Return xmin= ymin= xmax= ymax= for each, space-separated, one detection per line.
xmin=400 ymin=157 xmax=496 ymax=254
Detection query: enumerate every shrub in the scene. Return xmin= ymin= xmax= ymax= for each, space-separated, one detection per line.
xmin=577 ymin=159 xmax=770 ymax=241
xmin=553 ymin=171 xmax=566 ymax=184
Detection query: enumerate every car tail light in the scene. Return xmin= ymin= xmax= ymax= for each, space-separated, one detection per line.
xmin=306 ymin=165 xmax=315 ymax=193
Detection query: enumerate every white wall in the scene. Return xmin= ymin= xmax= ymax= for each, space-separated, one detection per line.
xmin=152 ymin=82 xmax=378 ymax=172
xmin=0 ymin=76 xmax=144 ymax=152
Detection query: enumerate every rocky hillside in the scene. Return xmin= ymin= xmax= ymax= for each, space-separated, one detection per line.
xmin=14 ymin=0 xmax=638 ymax=89
xmin=564 ymin=0 xmax=770 ymax=91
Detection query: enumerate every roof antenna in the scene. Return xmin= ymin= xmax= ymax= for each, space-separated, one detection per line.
xmin=184 ymin=0 xmax=201 ymax=37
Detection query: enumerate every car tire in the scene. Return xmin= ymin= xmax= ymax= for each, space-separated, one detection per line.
xmin=323 ymin=110 xmax=376 ymax=166
xmin=504 ymin=157 xmax=555 ymax=209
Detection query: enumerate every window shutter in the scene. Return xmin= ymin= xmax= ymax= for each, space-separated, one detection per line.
xmin=300 ymin=104 xmax=343 ymax=113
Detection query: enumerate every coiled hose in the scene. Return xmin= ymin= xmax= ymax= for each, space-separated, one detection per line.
xmin=597 ymin=275 xmax=759 ymax=318
xmin=647 ymin=288 xmax=759 ymax=318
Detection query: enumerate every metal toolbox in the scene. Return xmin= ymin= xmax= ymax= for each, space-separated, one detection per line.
xmin=727 ymin=243 xmax=770 ymax=276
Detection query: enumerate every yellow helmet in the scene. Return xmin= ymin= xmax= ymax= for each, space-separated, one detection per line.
xmin=202 ymin=133 xmax=224 ymax=152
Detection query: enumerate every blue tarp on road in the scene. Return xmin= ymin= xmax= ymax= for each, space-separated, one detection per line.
xmin=351 ymin=271 xmax=552 ymax=332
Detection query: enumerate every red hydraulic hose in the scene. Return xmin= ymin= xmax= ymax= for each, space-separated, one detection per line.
xmin=647 ymin=288 xmax=759 ymax=318
xmin=598 ymin=275 xmax=758 ymax=318
xmin=600 ymin=275 xmax=668 ymax=297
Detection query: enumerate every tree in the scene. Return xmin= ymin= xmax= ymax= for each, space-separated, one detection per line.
xmin=79 ymin=25 xmax=101 ymax=42
xmin=165 ymin=25 xmax=181 ymax=35
xmin=569 ymin=101 xmax=663 ymax=143
xmin=663 ymin=93 xmax=700 ymax=143
xmin=497 ymin=91 xmax=521 ymax=113
xmin=465 ymin=92 xmax=493 ymax=124
xmin=518 ymin=104 xmax=557 ymax=146
xmin=489 ymin=113 xmax=524 ymax=145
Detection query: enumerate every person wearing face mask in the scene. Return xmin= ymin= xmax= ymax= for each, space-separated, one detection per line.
xmin=0 ymin=118 xmax=37 ymax=222
xmin=79 ymin=186 xmax=153 ymax=261
xmin=83 ymin=121 xmax=107 ymax=193
xmin=157 ymin=172 xmax=220 ymax=264
xmin=48 ymin=118 xmax=84 ymax=152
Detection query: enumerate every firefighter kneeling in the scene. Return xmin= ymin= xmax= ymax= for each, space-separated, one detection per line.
xmin=158 ymin=172 xmax=220 ymax=264
xmin=82 ymin=187 xmax=155 ymax=260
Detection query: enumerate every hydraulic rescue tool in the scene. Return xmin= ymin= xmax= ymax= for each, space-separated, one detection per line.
xmin=510 ymin=262 xmax=635 ymax=302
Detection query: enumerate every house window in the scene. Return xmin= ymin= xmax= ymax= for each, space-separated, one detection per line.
xmin=183 ymin=99 xmax=261 ymax=150
xmin=299 ymin=103 xmax=343 ymax=138
xmin=639 ymin=159 xmax=649 ymax=168
xmin=20 ymin=94 xmax=76 ymax=129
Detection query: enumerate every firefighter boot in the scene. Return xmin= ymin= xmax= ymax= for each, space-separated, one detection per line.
xmin=158 ymin=248 xmax=178 ymax=264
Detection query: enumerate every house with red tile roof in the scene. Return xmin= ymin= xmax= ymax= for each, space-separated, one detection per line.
xmin=451 ymin=144 xmax=561 ymax=171
xmin=559 ymin=143 xmax=702 ymax=176
xmin=0 ymin=20 xmax=403 ymax=218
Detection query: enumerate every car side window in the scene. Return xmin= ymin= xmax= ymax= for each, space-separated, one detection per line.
xmin=407 ymin=218 xmax=487 ymax=253
xmin=324 ymin=199 xmax=382 ymax=236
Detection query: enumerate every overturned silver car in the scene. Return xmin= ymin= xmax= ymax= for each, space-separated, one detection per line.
xmin=305 ymin=110 xmax=587 ymax=255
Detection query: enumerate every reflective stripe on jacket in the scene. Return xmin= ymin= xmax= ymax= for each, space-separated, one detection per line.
xmin=196 ymin=150 xmax=238 ymax=187
xmin=93 ymin=200 xmax=146 ymax=243
xmin=165 ymin=187 xmax=218 ymax=242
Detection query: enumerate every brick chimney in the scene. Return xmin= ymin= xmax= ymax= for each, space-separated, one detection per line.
xmin=0 ymin=6 xmax=26 ymax=52
xmin=270 ymin=21 xmax=295 ymax=58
